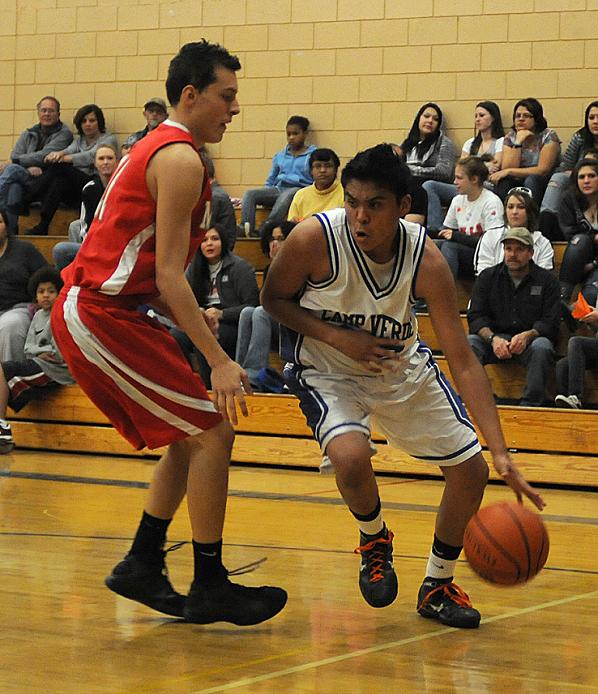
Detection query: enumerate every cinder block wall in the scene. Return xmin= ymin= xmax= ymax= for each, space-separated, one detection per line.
xmin=1 ymin=0 xmax=597 ymax=196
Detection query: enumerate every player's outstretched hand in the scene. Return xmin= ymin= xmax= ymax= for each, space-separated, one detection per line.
xmin=332 ymin=328 xmax=404 ymax=372
xmin=492 ymin=451 xmax=546 ymax=511
xmin=209 ymin=358 xmax=252 ymax=425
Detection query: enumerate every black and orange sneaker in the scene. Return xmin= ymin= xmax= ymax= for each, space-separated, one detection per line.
xmin=354 ymin=529 xmax=398 ymax=608
xmin=417 ymin=579 xmax=481 ymax=628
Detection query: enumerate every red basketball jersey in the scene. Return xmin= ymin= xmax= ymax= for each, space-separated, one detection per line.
xmin=63 ymin=120 xmax=211 ymax=298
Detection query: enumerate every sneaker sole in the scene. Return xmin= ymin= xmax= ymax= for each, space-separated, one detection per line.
xmin=105 ymin=575 xmax=186 ymax=618
xmin=417 ymin=607 xmax=480 ymax=629
xmin=183 ymin=590 xmax=288 ymax=626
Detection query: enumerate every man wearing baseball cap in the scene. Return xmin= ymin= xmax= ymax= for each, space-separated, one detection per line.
xmin=467 ymin=227 xmax=561 ymax=406
xmin=122 ymin=98 xmax=168 ymax=154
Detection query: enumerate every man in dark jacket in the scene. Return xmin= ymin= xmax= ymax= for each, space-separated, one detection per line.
xmin=467 ymin=227 xmax=561 ymax=406
xmin=0 ymin=96 xmax=73 ymax=233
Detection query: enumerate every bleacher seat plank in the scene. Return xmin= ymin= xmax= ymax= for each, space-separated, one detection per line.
xmin=234 ymin=207 xmax=269 ymax=229
xmin=27 ymin=235 xmax=67 ymax=263
xmin=234 ymin=238 xmax=267 ymax=270
xmin=18 ymin=208 xmax=77 ymax=236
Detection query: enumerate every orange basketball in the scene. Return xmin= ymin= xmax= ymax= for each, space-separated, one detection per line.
xmin=464 ymin=501 xmax=549 ymax=586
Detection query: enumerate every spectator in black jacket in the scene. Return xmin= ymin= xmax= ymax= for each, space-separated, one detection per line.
xmin=557 ymin=158 xmax=598 ymax=306
xmin=172 ymin=224 xmax=259 ymax=387
xmin=467 ymin=227 xmax=560 ymax=406
xmin=0 ymin=208 xmax=48 ymax=361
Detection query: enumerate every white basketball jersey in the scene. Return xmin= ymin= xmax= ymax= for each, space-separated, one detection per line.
xmin=282 ymin=208 xmax=427 ymax=376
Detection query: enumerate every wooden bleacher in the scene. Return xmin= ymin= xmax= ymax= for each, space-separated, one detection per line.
xmin=8 ymin=385 xmax=597 ymax=488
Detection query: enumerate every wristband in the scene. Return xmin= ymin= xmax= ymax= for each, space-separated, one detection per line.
xmin=487 ymin=332 xmax=496 ymax=344
xmin=511 ymin=143 xmax=523 ymax=149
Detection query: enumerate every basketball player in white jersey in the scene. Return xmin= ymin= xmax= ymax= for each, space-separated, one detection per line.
xmin=262 ymin=144 xmax=545 ymax=629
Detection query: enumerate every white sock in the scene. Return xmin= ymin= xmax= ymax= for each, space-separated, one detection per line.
xmin=425 ymin=551 xmax=458 ymax=581
xmin=356 ymin=513 xmax=384 ymax=537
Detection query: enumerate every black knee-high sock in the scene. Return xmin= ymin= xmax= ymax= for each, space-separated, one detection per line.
xmin=129 ymin=511 xmax=171 ymax=564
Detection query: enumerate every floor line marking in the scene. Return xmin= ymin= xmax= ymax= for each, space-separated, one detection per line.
xmin=192 ymin=589 xmax=598 ymax=694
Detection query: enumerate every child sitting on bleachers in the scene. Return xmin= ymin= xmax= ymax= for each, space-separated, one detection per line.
xmin=0 ymin=266 xmax=74 ymax=453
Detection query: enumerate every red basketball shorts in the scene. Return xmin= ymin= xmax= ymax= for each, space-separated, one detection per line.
xmin=51 ymin=286 xmax=222 ymax=450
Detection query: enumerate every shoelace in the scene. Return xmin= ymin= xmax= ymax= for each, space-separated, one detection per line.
xmin=354 ymin=531 xmax=394 ymax=583
xmin=163 ymin=542 xmax=267 ymax=577
xmin=418 ymin=582 xmax=473 ymax=611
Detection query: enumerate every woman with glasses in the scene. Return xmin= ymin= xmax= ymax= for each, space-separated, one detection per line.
xmin=558 ymin=159 xmax=598 ymax=307
xmin=235 ymin=220 xmax=296 ymax=390
xmin=474 ymin=186 xmax=554 ymax=275
xmin=424 ymin=101 xmax=505 ymax=235
xmin=489 ymin=98 xmax=560 ymax=204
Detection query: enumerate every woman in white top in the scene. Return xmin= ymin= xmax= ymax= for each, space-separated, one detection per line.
xmin=424 ymin=101 xmax=505 ymax=234
xmin=435 ymin=156 xmax=504 ymax=278
xmin=474 ymin=187 xmax=554 ymax=275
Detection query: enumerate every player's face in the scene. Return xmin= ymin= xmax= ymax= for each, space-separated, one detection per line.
xmin=201 ymin=228 xmax=223 ymax=263
xmin=37 ymin=99 xmax=60 ymax=128
xmin=36 ymin=281 xmax=58 ymax=311
xmin=344 ymin=180 xmax=409 ymax=262
xmin=418 ymin=107 xmax=440 ymax=137
xmin=505 ymin=195 xmax=528 ymax=228
xmin=474 ymin=107 xmax=493 ymax=134
xmin=189 ymin=67 xmax=240 ymax=144
xmin=503 ymin=240 xmax=533 ymax=274
xmin=94 ymin=146 xmax=117 ymax=178
xmin=588 ymin=106 xmax=598 ymax=137
xmin=311 ymin=159 xmax=337 ymax=190
xmin=577 ymin=165 xmax=598 ymax=197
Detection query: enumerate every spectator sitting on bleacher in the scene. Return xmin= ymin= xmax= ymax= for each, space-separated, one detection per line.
xmin=200 ymin=147 xmax=237 ymax=250
xmin=474 ymin=186 xmax=554 ymax=275
xmin=0 ymin=266 xmax=74 ymax=453
xmin=557 ymin=158 xmax=598 ymax=309
xmin=540 ymin=101 xmax=598 ymax=223
xmin=489 ymin=98 xmax=560 ymax=205
xmin=467 ymin=227 xmax=560 ymax=407
xmin=172 ymin=224 xmax=259 ymax=388
xmin=424 ymin=101 xmax=505 ymax=235
xmin=0 ymin=208 xmax=48 ymax=362
xmin=288 ymin=148 xmax=343 ymax=222
xmin=435 ymin=156 xmax=503 ymax=279
xmin=235 ymin=220 xmax=296 ymax=391
xmin=239 ymin=115 xmax=316 ymax=235
xmin=24 ymin=104 xmax=118 ymax=236
xmin=52 ymin=144 xmax=119 ymax=271
xmin=555 ymin=303 xmax=598 ymax=409
xmin=0 ymin=96 xmax=73 ymax=235
xmin=121 ymin=97 xmax=168 ymax=154
xmin=396 ymin=103 xmax=456 ymax=192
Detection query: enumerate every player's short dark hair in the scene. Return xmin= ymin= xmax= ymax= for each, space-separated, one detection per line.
xmin=286 ymin=115 xmax=309 ymax=132
xmin=73 ymin=104 xmax=106 ymax=135
xmin=456 ymin=156 xmax=489 ymax=184
xmin=166 ymin=40 xmax=241 ymax=106
xmin=309 ymin=148 xmax=340 ymax=170
xmin=341 ymin=143 xmax=412 ymax=203
xmin=27 ymin=266 xmax=63 ymax=299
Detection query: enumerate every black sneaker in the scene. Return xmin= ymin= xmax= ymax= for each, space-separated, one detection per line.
xmin=105 ymin=552 xmax=186 ymax=618
xmin=183 ymin=578 xmax=287 ymax=625
xmin=354 ymin=529 xmax=398 ymax=608
xmin=0 ymin=422 xmax=14 ymax=454
xmin=417 ymin=579 xmax=481 ymax=628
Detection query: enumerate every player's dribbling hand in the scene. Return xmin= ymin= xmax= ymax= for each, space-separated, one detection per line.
xmin=209 ymin=358 xmax=252 ymax=425
xmin=492 ymin=451 xmax=546 ymax=511
xmin=332 ymin=328 xmax=403 ymax=373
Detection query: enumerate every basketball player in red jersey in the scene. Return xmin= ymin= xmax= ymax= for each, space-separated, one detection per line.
xmin=51 ymin=41 xmax=287 ymax=626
